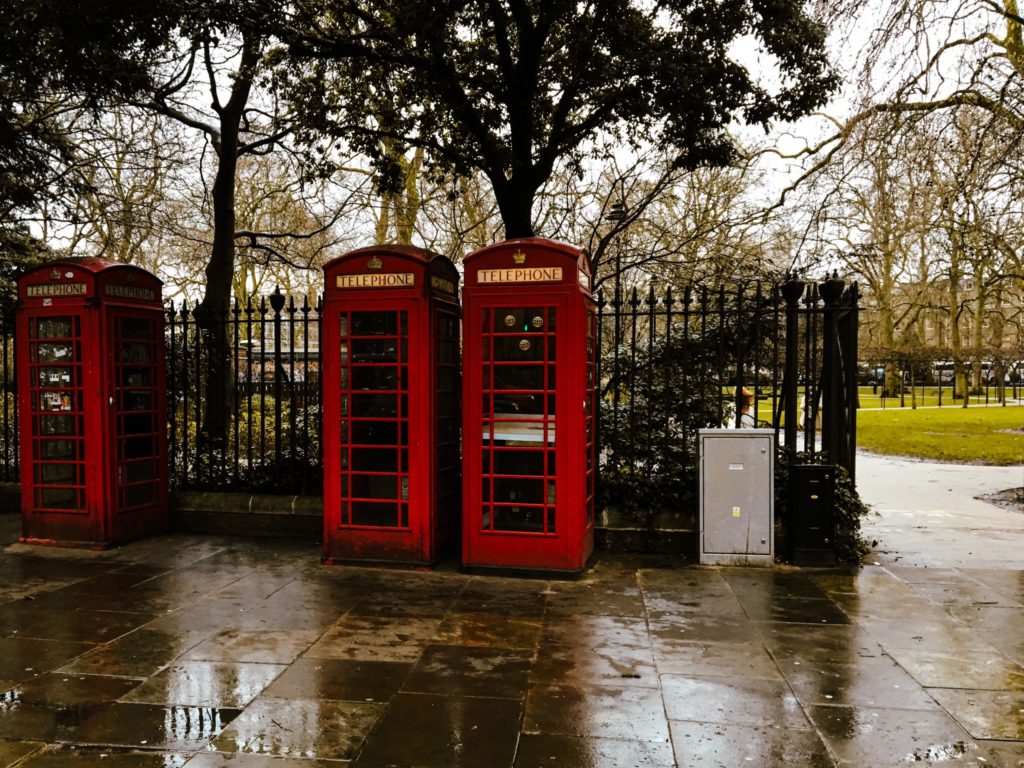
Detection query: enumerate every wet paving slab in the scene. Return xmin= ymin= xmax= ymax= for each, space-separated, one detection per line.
xmin=210 ymin=697 xmax=384 ymax=760
xmin=668 ymin=721 xmax=836 ymax=768
xmin=59 ymin=628 xmax=211 ymax=678
xmin=524 ymin=682 xmax=670 ymax=741
xmin=352 ymin=692 xmax=521 ymax=767
xmin=182 ymin=629 xmax=321 ymax=665
xmin=3 ymin=524 xmax=1024 ymax=765
xmin=120 ymin=660 xmax=286 ymax=708
xmin=260 ymin=657 xmax=412 ymax=702
xmin=514 ymin=733 xmax=676 ymax=768
xmin=805 ymin=704 xmax=989 ymax=766
xmin=0 ymin=637 xmax=96 ymax=687
xmin=15 ymin=746 xmax=190 ymax=767
xmin=0 ymin=739 xmax=42 ymax=767
xmin=926 ymin=688 xmax=1024 ymax=740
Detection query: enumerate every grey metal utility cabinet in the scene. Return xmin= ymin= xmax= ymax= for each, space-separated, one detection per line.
xmin=698 ymin=429 xmax=774 ymax=566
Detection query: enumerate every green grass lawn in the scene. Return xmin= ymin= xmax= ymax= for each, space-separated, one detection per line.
xmin=857 ymin=405 xmax=1024 ymax=465
xmin=855 ymin=386 xmax=1018 ymax=409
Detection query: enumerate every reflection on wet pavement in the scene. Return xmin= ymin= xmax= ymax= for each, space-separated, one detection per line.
xmin=2 ymin=521 xmax=1024 ymax=766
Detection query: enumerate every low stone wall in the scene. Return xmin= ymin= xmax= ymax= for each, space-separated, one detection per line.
xmin=171 ymin=492 xmax=322 ymax=540
xmin=0 ymin=484 xmax=697 ymax=555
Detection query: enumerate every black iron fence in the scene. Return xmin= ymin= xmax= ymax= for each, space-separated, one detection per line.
xmin=165 ymin=291 xmax=323 ymax=495
xmin=0 ymin=278 xmax=860 ymax=504
xmin=594 ymin=275 xmax=859 ymax=519
xmin=0 ymin=304 xmax=16 ymax=483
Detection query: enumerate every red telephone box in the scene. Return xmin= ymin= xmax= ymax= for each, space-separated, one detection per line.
xmin=462 ymin=238 xmax=597 ymax=575
xmin=16 ymin=258 xmax=167 ymax=548
xmin=321 ymin=245 xmax=461 ymax=567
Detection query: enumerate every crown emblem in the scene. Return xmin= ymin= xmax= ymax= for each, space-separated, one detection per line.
xmin=367 ymin=255 xmax=383 ymax=270
xmin=126 ymin=272 xmax=136 ymax=283
xmin=50 ymin=269 xmax=61 ymax=280
xmin=512 ymin=250 xmax=526 ymax=265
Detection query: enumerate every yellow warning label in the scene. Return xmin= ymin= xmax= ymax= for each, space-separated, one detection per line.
xmin=732 ymin=507 xmax=741 ymax=518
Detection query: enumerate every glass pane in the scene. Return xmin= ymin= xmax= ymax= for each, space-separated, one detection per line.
xmin=492 ymin=506 xmax=545 ymax=532
xmin=351 ymin=501 xmax=399 ymax=527
xmin=493 ymin=307 xmax=546 ymax=333
xmin=351 ymin=366 xmax=398 ymax=390
xmin=125 ymin=461 xmax=155 ymax=483
xmin=339 ymin=315 xmax=348 ymax=336
xmin=123 ymin=437 xmax=155 ymax=459
xmin=351 ymin=421 xmax=399 ymax=445
xmin=493 ymin=450 xmax=545 ymax=476
xmin=123 ymin=414 xmax=153 ymax=435
xmin=37 ymin=463 xmax=79 ymax=485
xmin=39 ymin=487 xmax=79 ymax=509
xmin=437 ymin=368 xmax=455 ymax=391
xmin=494 ymin=337 xmax=545 ymax=362
xmin=120 ymin=318 xmax=152 ymax=339
xmin=38 ymin=391 xmax=74 ymax=412
xmin=351 ymin=474 xmax=398 ymax=500
xmin=351 ymin=339 xmax=398 ymax=363
xmin=351 ymin=312 xmax=397 ymax=336
xmin=122 ymin=368 xmax=151 ymax=387
xmin=123 ymin=392 xmax=152 ymax=411
xmin=494 ymin=393 xmax=544 ymax=415
xmin=36 ymin=318 xmax=74 ymax=338
xmin=125 ymin=484 xmax=155 ymax=507
xmin=37 ymin=440 xmax=78 ymax=460
xmin=494 ymin=478 xmax=544 ymax=505
xmin=351 ymin=447 xmax=399 ymax=472
xmin=35 ymin=343 xmax=74 ymax=363
xmin=352 ymin=394 xmax=397 ymax=417
xmin=40 ymin=415 xmax=76 ymax=436
xmin=121 ymin=343 xmax=151 ymax=364
xmin=439 ymin=340 xmax=455 ymax=364
xmin=493 ymin=365 xmax=544 ymax=390
xmin=38 ymin=367 xmax=73 ymax=386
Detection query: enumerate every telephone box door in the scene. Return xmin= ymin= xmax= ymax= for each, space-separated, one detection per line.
xmin=327 ymin=300 xmax=421 ymax=550
xmin=106 ymin=309 xmax=167 ymax=540
xmin=19 ymin=311 xmax=95 ymax=542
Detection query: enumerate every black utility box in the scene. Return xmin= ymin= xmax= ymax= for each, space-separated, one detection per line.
xmin=790 ymin=464 xmax=836 ymax=565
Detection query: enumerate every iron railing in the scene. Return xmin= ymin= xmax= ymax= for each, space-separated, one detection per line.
xmin=593 ymin=276 xmax=859 ymax=515
xmin=165 ymin=292 xmax=323 ymax=495
xmin=0 ymin=304 xmax=16 ymax=483
xmin=0 ymin=277 xmax=860 ymax=500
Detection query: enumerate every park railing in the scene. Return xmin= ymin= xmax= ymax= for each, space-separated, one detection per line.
xmin=593 ymin=275 xmax=859 ymax=518
xmin=0 ymin=304 xmax=16 ymax=483
xmin=0 ymin=277 xmax=861 ymax=502
xmin=165 ymin=291 xmax=323 ymax=495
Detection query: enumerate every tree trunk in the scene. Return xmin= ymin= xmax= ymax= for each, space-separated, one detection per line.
xmin=193 ymin=34 xmax=259 ymax=453
xmin=492 ymin=176 xmax=537 ymax=239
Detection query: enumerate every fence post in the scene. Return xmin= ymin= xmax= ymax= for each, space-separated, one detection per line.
xmin=270 ymin=287 xmax=285 ymax=467
xmin=819 ymin=272 xmax=846 ymax=464
xmin=781 ymin=276 xmax=805 ymax=454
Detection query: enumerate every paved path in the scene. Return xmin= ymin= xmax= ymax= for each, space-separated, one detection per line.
xmin=0 ymin=456 xmax=1022 ymax=767
xmin=858 ymin=451 xmax=1024 ymax=569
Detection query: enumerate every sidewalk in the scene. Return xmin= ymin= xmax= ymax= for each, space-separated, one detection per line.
xmin=1 ymin=462 xmax=1023 ymax=767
